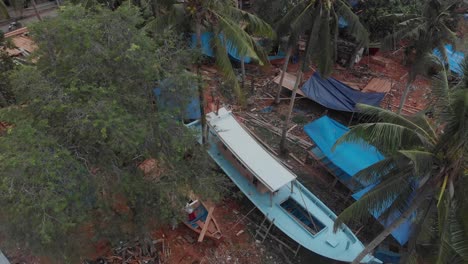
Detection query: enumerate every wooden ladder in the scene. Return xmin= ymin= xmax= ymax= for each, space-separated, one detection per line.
xmin=255 ymin=215 xmax=275 ymax=243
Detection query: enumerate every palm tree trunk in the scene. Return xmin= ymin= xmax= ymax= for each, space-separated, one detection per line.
xmin=279 ymin=69 xmax=303 ymax=154
xmin=31 ymin=0 xmax=42 ymax=21
xmin=241 ymin=57 xmax=246 ymax=91
xmin=351 ymin=191 xmax=428 ymax=264
xmin=195 ymin=22 xmax=207 ymax=144
xmin=274 ymin=47 xmax=293 ymax=104
xmin=398 ymin=79 xmax=412 ymax=114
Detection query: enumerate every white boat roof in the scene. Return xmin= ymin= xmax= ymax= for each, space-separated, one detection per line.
xmin=207 ymin=108 xmax=296 ymax=192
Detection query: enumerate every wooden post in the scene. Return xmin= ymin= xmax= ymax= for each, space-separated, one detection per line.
xmin=198 ymin=207 xmax=215 ymax=242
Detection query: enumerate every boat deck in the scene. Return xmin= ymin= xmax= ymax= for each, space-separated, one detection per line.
xmin=205 ymin=129 xmax=379 ymax=263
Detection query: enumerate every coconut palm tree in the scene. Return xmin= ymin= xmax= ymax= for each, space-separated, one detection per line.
xmin=276 ymin=0 xmax=369 ymax=153
xmin=333 ymin=58 xmax=468 ymax=263
xmin=149 ymin=0 xmax=273 ymax=142
xmin=382 ymin=0 xmax=459 ymax=114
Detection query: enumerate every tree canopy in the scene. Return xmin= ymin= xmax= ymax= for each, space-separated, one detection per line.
xmin=0 ymin=4 xmax=226 ymax=261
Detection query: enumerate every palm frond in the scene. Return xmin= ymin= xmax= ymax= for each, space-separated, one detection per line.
xmin=144 ymin=3 xmax=185 ymax=33
xmin=335 ymin=122 xmax=429 ymax=155
xmin=314 ymin=8 xmax=333 ymax=77
xmin=335 ymin=0 xmax=368 ymax=47
xmin=355 ymin=104 xmax=437 ymax=145
xmin=382 ymin=22 xmax=426 ymax=51
xmin=398 ymin=150 xmax=434 ymax=176
xmin=275 ymin=1 xmax=309 ymax=37
xmin=212 ymin=10 xmax=259 ymax=62
xmin=229 ymin=7 xmax=275 ymax=38
xmin=212 ymin=34 xmax=243 ymax=104
xmin=0 ymin=0 xmax=9 ymax=19
xmin=334 ymin=172 xmax=412 ymax=230
xmin=352 ymin=157 xmax=397 ymax=186
xmin=302 ymin=4 xmax=323 ymax=72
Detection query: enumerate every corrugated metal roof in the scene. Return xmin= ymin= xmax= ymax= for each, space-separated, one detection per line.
xmin=207 ymin=108 xmax=296 ymax=192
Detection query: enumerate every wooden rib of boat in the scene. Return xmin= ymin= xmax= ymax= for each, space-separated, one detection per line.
xmin=183 ymin=199 xmax=222 ymax=241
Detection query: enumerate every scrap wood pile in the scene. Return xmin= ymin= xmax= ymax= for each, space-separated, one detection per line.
xmin=85 ymin=238 xmax=170 ymax=264
xmin=239 ymin=112 xmax=313 ymax=150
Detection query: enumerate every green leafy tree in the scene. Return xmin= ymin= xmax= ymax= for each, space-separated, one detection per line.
xmin=276 ymin=0 xmax=368 ymax=153
xmin=0 ymin=32 xmax=15 ymax=107
xmin=382 ymin=0 xmax=460 ymax=114
xmin=356 ymin=0 xmax=424 ymax=41
xmin=0 ymin=4 xmax=226 ymax=261
xmin=149 ymin=0 xmax=273 ymax=142
xmin=334 ymin=58 xmax=468 ymax=263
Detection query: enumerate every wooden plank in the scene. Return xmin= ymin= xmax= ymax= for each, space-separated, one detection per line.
xmin=362 ymin=78 xmax=392 ymax=94
xmin=198 ymin=207 xmax=215 ymax=242
xmin=273 ymin=71 xmax=306 ymax=97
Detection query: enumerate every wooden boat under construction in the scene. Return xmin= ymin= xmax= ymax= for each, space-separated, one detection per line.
xmin=183 ymin=199 xmax=222 ymax=241
xmin=188 ymin=107 xmax=381 ymax=263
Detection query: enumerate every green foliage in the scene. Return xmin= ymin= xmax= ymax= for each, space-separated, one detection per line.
xmin=149 ymin=0 xmax=274 ymax=104
xmin=356 ymin=0 xmax=424 ymax=41
xmin=335 ymin=58 xmax=468 ymax=262
xmin=251 ymin=0 xmax=299 ymax=25
xmin=276 ymin=0 xmax=368 ymax=77
xmin=0 ymin=4 xmax=227 ymax=261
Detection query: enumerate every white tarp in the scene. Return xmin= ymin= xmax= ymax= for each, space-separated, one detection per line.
xmin=207 ymin=108 xmax=296 ymax=192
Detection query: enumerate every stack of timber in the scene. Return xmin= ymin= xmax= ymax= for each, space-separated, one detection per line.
xmin=241 ymin=112 xmax=313 ymax=150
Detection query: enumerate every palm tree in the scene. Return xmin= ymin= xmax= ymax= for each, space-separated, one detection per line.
xmin=382 ymin=0 xmax=459 ymax=114
xmin=333 ymin=58 xmax=468 ymax=263
xmin=276 ymin=0 xmax=368 ymax=153
xmin=149 ymin=0 xmax=273 ymax=142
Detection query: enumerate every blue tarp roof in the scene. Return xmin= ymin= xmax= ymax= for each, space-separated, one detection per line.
xmin=300 ymin=73 xmax=386 ymax=112
xmin=153 ymin=80 xmax=201 ymax=120
xmin=304 ymin=116 xmax=411 ymax=246
xmin=304 ymin=116 xmax=384 ymax=180
xmin=191 ymin=32 xmax=252 ymax=63
xmin=434 ymin=45 xmax=464 ymax=76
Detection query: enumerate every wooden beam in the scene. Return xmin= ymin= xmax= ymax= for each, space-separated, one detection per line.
xmin=198 ymin=207 xmax=215 ymax=242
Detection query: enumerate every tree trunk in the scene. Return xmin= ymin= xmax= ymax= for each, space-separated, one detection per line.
xmin=55 ymin=0 xmax=60 ymax=7
xmin=279 ymin=69 xmax=303 ymax=154
xmin=351 ymin=192 xmax=428 ymax=264
xmin=31 ymin=0 xmax=42 ymax=21
xmin=195 ymin=22 xmax=207 ymax=144
xmin=398 ymin=79 xmax=412 ymax=114
xmin=274 ymin=47 xmax=293 ymax=104
xmin=241 ymin=57 xmax=246 ymax=91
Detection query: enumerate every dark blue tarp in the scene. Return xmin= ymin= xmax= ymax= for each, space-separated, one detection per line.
xmin=300 ymin=73 xmax=386 ymax=112
xmin=304 ymin=116 xmax=411 ymax=246
xmin=434 ymin=45 xmax=464 ymax=76
xmin=191 ymin=32 xmax=252 ymax=63
xmin=153 ymin=79 xmax=201 ymax=120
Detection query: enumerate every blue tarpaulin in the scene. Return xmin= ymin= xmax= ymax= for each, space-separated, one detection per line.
xmin=300 ymin=73 xmax=386 ymax=112
xmin=434 ymin=45 xmax=465 ymax=76
xmin=304 ymin=116 xmax=411 ymax=246
xmin=153 ymin=79 xmax=201 ymax=120
xmin=191 ymin=32 xmax=252 ymax=63
xmin=304 ymin=116 xmax=384 ymax=180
